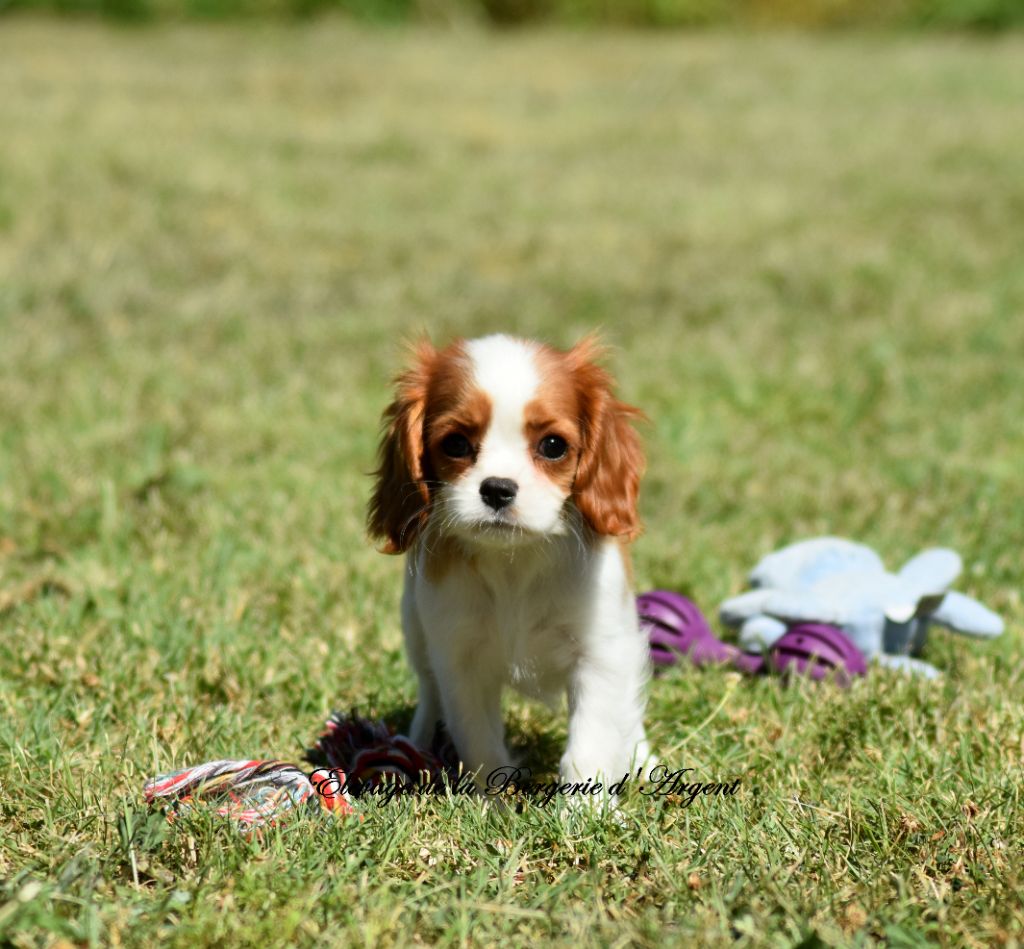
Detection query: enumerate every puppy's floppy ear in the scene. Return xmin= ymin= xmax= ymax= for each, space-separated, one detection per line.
xmin=569 ymin=335 xmax=646 ymax=540
xmin=367 ymin=339 xmax=436 ymax=554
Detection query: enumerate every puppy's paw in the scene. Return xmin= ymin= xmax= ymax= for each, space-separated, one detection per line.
xmin=555 ymin=792 xmax=627 ymax=828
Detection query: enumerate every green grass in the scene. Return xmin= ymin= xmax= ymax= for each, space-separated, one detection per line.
xmin=1 ymin=19 xmax=1023 ymax=947
xmin=3 ymin=0 xmax=1024 ymax=29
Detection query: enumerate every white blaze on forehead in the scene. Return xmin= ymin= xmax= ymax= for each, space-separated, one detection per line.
xmin=465 ymin=335 xmax=541 ymax=434
xmin=454 ymin=334 xmax=569 ymax=535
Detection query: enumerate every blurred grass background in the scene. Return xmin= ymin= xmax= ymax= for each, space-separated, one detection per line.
xmin=1 ymin=14 xmax=1023 ymax=949
xmin=2 ymin=0 xmax=1023 ymax=28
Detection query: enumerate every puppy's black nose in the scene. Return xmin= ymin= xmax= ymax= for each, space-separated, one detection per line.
xmin=480 ymin=477 xmax=518 ymax=511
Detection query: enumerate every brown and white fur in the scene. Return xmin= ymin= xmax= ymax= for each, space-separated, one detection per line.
xmin=368 ymin=333 xmax=653 ymax=791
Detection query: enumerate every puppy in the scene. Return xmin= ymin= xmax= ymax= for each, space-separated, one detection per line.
xmin=367 ymin=333 xmax=652 ymax=792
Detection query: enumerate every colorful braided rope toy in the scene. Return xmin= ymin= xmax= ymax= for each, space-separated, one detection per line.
xmin=143 ymin=712 xmax=459 ymax=831
xmin=142 ymin=759 xmax=354 ymax=827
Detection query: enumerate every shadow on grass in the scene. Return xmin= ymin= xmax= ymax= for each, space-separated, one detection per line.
xmin=306 ymin=700 xmax=565 ymax=780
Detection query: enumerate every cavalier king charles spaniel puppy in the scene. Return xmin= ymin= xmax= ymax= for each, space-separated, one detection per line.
xmin=367 ymin=333 xmax=652 ymax=792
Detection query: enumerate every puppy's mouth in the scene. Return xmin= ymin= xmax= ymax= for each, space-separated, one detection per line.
xmin=466 ymin=511 xmax=531 ymax=540
xmin=475 ymin=515 xmax=518 ymax=532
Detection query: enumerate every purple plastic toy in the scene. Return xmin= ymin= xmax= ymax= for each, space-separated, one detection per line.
xmin=770 ymin=622 xmax=867 ymax=686
xmin=639 ymin=591 xmax=764 ymax=675
xmin=637 ymin=591 xmax=866 ymax=686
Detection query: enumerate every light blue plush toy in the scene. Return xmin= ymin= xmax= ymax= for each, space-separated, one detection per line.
xmin=719 ymin=537 xmax=1004 ymax=679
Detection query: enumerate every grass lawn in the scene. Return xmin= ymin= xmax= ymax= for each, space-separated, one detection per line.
xmin=1 ymin=18 xmax=1023 ymax=947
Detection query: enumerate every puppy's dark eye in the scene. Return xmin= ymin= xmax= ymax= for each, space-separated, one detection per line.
xmin=538 ymin=435 xmax=568 ymax=460
xmin=441 ymin=433 xmax=473 ymax=459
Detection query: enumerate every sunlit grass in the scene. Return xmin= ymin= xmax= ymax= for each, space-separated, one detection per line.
xmin=1 ymin=19 xmax=1022 ymax=947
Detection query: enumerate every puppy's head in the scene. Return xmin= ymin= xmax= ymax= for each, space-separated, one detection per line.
xmin=367 ymin=334 xmax=644 ymax=553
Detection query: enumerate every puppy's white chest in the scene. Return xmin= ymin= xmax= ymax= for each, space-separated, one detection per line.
xmin=478 ymin=559 xmax=579 ymax=698
xmin=414 ymin=541 xmax=586 ymax=704
xmin=504 ymin=599 xmax=579 ymax=702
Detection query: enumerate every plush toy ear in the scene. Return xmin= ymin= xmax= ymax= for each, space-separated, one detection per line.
xmin=366 ymin=341 xmax=436 ymax=554
xmin=930 ymin=592 xmax=1004 ymax=638
xmin=568 ymin=336 xmax=646 ymax=540
xmin=898 ymin=549 xmax=962 ymax=594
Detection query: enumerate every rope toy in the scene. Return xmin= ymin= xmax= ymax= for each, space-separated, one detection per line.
xmin=142 ymin=759 xmax=354 ymax=827
xmin=143 ymin=711 xmax=459 ymax=831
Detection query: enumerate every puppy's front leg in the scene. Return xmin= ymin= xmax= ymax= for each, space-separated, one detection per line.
xmin=431 ymin=648 xmax=512 ymax=789
xmin=559 ymin=639 xmax=650 ymax=789
xmin=401 ymin=575 xmax=443 ymax=749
